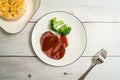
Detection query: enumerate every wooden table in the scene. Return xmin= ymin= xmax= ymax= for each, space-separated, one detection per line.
xmin=0 ymin=0 xmax=120 ymax=80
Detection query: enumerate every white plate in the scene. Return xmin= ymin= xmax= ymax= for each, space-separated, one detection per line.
xmin=0 ymin=0 xmax=40 ymax=33
xmin=32 ymin=11 xmax=87 ymax=66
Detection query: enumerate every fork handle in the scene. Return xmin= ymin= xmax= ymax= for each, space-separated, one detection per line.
xmin=78 ymin=63 xmax=96 ymax=80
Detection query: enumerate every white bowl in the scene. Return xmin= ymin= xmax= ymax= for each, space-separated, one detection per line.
xmin=0 ymin=0 xmax=40 ymax=33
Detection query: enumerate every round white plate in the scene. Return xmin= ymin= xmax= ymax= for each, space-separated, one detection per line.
xmin=32 ymin=11 xmax=87 ymax=66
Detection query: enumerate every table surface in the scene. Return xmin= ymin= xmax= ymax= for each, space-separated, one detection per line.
xmin=0 ymin=0 xmax=120 ymax=80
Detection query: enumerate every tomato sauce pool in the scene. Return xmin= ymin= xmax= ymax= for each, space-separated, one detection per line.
xmin=40 ymin=31 xmax=68 ymax=60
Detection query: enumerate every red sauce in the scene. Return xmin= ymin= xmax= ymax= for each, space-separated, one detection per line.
xmin=60 ymin=35 xmax=68 ymax=48
xmin=40 ymin=31 xmax=68 ymax=60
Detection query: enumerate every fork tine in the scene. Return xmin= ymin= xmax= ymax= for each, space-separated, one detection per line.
xmin=97 ymin=57 xmax=104 ymax=63
xmin=94 ymin=49 xmax=107 ymax=64
xmin=101 ymin=49 xmax=107 ymax=59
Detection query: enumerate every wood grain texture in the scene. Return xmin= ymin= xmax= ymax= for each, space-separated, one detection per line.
xmin=83 ymin=23 xmax=120 ymax=56
xmin=0 ymin=23 xmax=35 ymax=56
xmin=0 ymin=57 xmax=119 ymax=80
xmin=31 ymin=0 xmax=120 ymax=22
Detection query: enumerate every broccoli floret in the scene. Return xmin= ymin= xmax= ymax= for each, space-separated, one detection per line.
xmin=58 ymin=24 xmax=71 ymax=35
xmin=51 ymin=17 xmax=57 ymax=31
xmin=51 ymin=18 xmax=64 ymax=31
xmin=50 ymin=17 xmax=71 ymax=35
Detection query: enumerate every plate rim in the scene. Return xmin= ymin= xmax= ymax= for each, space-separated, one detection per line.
xmin=31 ymin=11 xmax=87 ymax=67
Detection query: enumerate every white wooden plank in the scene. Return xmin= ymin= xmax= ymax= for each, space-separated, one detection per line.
xmin=73 ymin=6 xmax=120 ymax=22
xmin=0 ymin=23 xmax=120 ymax=56
xmin=83 ymin=23 xmax=120 ymax=56
xmin=0 ymin=23 xmax=35 ymax=56
xmin=0 ymin=57 xmax=119 ymax=80
xmin=41 ymin=0 xmax=120 ymax=7
xmin=31 ymin=0 xmax=120 ymax=22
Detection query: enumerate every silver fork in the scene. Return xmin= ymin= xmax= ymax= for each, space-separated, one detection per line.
xmin=78 ymin=49 xmax=107 ymax=80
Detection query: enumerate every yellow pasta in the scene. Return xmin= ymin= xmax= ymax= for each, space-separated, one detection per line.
xmin=0 ymin=0 xmax=26 ymax=20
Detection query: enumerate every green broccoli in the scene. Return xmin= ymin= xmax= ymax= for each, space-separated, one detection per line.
xmin=58 ymin=24 xmax=71 ymax=35
xmin=51 ymin=18 xmax=64 ymax=31
xmin=50 ymin=17 xmax=71 ymax=35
